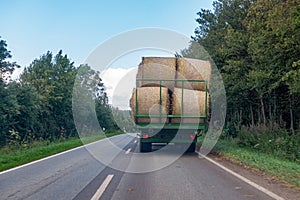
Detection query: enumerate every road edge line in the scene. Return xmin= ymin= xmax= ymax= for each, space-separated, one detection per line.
xmin=0 ymin=135 xmax=126 ymax=175
xmin=91 ymin=174 xmax=114 ymax=200
xmin=125 ymin=148 xmax=131 ymax=154
xmin=196 ymin=152 xmax=285 ymax=200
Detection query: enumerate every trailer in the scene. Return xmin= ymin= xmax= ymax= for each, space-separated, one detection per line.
xmin=134 ymin=78 xmax=209 ymax=152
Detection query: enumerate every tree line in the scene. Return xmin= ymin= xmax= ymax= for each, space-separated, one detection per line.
xmin=1 ymin=0 xmax=299 ymax=151
xmin=183 ymin=0 xmax=300 ymax=134
xmin=0 ymin=38 xmax=134 ymax=147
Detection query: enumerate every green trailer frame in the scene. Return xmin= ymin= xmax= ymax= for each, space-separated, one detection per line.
xmin=135 ymin=78 xmax=208 ymax=152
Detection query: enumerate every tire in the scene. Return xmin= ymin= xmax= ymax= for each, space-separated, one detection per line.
xmin=186 ymin=142 xmax=196 ymax=153
xmin=140 ymin=142 xmax=152 ymax=152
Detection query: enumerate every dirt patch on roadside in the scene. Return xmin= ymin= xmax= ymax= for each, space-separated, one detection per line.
xmin=206 ymin=151 xmax=300 ymax=200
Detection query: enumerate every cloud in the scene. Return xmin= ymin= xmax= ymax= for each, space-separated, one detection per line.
xmin=100 ymin=67 xmax=137 ymax=110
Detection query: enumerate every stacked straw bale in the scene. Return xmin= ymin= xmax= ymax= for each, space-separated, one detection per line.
xmin=137 ymin=57 xmax=176 ymax=89
xmin=130 ymin=87 xmax=169 ymax=123
xmin=176 ymin=58 xmax=211 ymax=91
xmin=130 ymin=57 xmax=211 ymax=124
xmin=171 ymin=88 xmax=207 ymax=123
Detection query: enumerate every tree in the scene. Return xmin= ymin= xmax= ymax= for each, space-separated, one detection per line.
xmin=0 ymin=36 xmax=19 ymax=81
xmin=21 ymin=50 xmax=77 ymax=140
xmin=7 ymin=82 xmax=41 ymax=142
xmin=282 ymin=60 xmax=300 ymax=133
xmin=192 ymin=0 xmax=254 ymax=126
xmin=190 ymin=0 xmax=300 ymax=130
xmin=0 ymin=44 xmax=118 ymax=146
xmin=73 ymin=64 xmax=118 ymax=134
xmin=0 ymin=79 xmax=20 ymax=145
xmin=246 ymin=0 xmax=300 ymax=129
xmin=0 ymin=37 xmax=20 ymax=145
xmin=111 ymin=108 xmax=137 ymax=133
xmin=193 ymin=0 xmax=253 ymax=68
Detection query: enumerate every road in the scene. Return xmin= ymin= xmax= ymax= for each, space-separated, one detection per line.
xmin=0 ymin=134 xmax=281 ymax=200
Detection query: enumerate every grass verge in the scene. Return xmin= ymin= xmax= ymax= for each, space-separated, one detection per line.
xmin=199 ymin=138 xmax=300 ymax=188
xmin=0 ymin=132 xmax=123 ymax=172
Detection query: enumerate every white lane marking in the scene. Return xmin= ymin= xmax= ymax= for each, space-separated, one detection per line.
xmin=197 ymin=152 xmax=285 ymax=200
xmin=0 ymin=135 xmax=130 ymax=175
xmin=134 ymin=140 xmax=137 ymax=144
xmin=91 ymin=174 xmax=114 ymax=200
xmin=125 ymin=148 xmax=131 ymax=154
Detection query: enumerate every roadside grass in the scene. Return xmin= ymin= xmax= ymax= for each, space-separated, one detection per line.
xmin=0 ymin=132 xmax=123 ymax=172
xmin=199 ymin=138 xmax=300 ymax=188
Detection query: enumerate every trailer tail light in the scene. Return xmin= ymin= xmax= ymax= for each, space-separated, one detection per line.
xmin=190 ymin=134 xmax=195 ymax=140
xmin=143 ymin=134 xmax=149 ymax=139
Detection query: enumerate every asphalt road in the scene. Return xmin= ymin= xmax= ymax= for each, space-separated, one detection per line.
xmin=0 ymin=134 xmax=279 ymax=200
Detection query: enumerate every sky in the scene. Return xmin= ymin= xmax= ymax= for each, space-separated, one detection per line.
xmin=1 ymin=0 xmax=214 ymax=109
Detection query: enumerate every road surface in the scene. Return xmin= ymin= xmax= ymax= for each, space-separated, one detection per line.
xmin=0 ymin=134 xmax=283 ymax=200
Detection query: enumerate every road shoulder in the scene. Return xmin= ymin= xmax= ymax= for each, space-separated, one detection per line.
xmin=208 ymin=151 xmax=300 ymax=200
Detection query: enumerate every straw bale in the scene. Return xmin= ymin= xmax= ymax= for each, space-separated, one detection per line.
xmin=136 ymin=68 xmax=142 ymax=79
xmin=142 ymin=57 xmax=176 ymax=67
xmin=137 ymin=57 xmax=176 ymax=89
xmin=171 ymin=88 xmax=208 ymax=123
xmin=130 ymin=87 xmax=169 ymax=123
xmin=176 ymin=58 xmax=212 ymax=91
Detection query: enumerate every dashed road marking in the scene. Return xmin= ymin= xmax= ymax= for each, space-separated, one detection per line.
xmin=91 ymin=174 xmax=114 ymax=200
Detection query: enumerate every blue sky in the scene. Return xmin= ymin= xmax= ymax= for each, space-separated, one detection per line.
xmin=1 ymin=0 xmax=213 ymax=68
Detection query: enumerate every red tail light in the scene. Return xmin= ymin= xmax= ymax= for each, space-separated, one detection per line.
xmin=143 ymin=134 xmax=149 ymax=139
xmin=190 ymin=134 xmax=195 ymax=140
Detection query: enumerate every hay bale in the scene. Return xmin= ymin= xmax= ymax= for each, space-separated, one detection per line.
xmin=171 ymin=88 xmax=208 ymax=124
xmin=136 ymin=68 xmax=143 ymax=79
xmin=176 ymin=58 xmax=212 ymax=91
xmin=142 ymin=57 xmax=177 ymax=67
xmin=137 ymin=57 xmax=176 ymax=89
xmin=130 ymin=87 xmax=169 ymax=123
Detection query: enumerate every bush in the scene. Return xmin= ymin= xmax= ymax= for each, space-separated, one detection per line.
xmin=227 ymin=124 xmax=300 ymax=162
xmin=222 ymin=122 xmax=238 ymax=139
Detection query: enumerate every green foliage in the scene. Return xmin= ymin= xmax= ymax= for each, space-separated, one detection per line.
xmin=7 ymin=129 xmax=21 ymax=146
xmin=0 ymin=37 xmax=21 ymax=145
xmin=191 ymin=0 xmax=300 ymax=129
xmin=73 ymin=64 xmax=119 ymax=135
xmin=111 ymin=108 xmax=137 ymax=133
xmin=0 ymin=39 xmax=120 ymax=147
xmin=0 ymin=132 xmax=123 ymax=172
xmin=20 ymin=50 xmax=77 ymax=140
xmin=209 ymin=138 xmax=300 ymax=187
xmin=0 ymin=36 xmax=19 ymax=81
xmin=96 ymin=101 xmax=118 ymax=132
xmin=282 ymin=60 xmax=300 ymax=95
xmin=193 ymin=1 xmax=300 ymax=182
xmin=0 ymin=79 xmax=20 ymax=145
xmin=10 ymin=82 xmax=41 ymax=138
xmin=222 ymin=122 xmax=237 ymax=138
xmin=236 ymin=125 xmax=300 ymax=162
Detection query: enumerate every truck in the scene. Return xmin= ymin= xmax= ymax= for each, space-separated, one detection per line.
xmin=133 ymin=78 xmax=209 ymax=152
xmin=130 ymin=57 xmax=210 ymax=152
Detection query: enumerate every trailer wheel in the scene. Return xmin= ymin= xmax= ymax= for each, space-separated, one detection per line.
xmin=186 ymin=142 xmax=196 ymax=153
xmin=140 ymin=142 xmax=152 ymax=152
